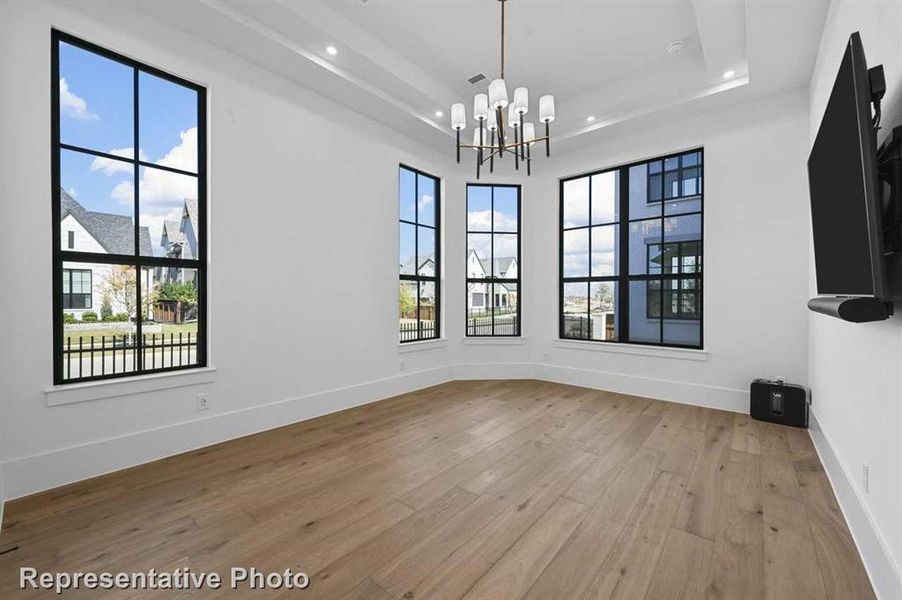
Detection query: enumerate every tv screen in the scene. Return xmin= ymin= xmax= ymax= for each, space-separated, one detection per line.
xmin=808 ymin=32 xmax=884 ymax=298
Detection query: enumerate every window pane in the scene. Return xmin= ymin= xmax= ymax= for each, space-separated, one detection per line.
xmin=417 ymin=174 xmax=436 ymax=227
xmin=681 ymin=241 xmax=702 ymax=273
xmin=467 ymin=234 xmax=492 ymax=277
xmin=417 ymin=226 xmax=436 ymax=276
xmin=59 ymin=42 xmax=133 ymax=155
xmin=629 ymin=219 xmax=662 ymax=275
xmin=591 ymin=225 xmax=618 ymax=277
xmin=467 ymin=185 xmax=491 ymax=231
xmin=629 ymin=164 xmax=661 ymax=219
xmin=139 ymin=71 xmax=198 ymax=172
xmin=493 ymin=234 xmax=518 ymax=278
xmin=493 ymin=186 xmax=518 ymax=232
xmin=399 ymin=281 xmax=418 ymax=341
xmin=682 ymin=151 xmax=699 ymax=167
xmin=418 ymin=281 xmax=437 ymax=340
xmin=563 ymin=177 xmax=589 ymax=228
xmin=399 ymin=222 xmax=415 ymax=275
xmin=664 ymin=170 xmax=679 ymax=199
xmin=591 ymin=171 xmax=618 ymax=224
xmin=399 ymin=167 xmax=416 ymax=222
xmin=138 ymin=166 xmax=198 ymax=257
xmin=60 ymin=149 xmax=135 ymax=255
xmin=145 ymin=267 xmax=200 ymax=369
xmin=629 ymin=279 xmax=661 ymax=344
xmin=562 ymin=282 xmax=589 ymax=340
xmin=664 ymin=214 xmax=702 ymax=256
xmin=590 ymin=281 xmax=618 ymax=341
xmin=61 ymin=262 xmax=137 ymax=381
xmin=664 ymin=157 xmax=679 ymax=171
xmin=467 ymin=281 xmax=491 ymax=335
xmin=492 ymin=282 xmax=519 ymax=335
xmin=666 ymin=166 xmax=702 ymax=215
xmin=563 ymin=228 xmax=589 ymax=277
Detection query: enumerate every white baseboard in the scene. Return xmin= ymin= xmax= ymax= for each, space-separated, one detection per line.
xmin=0 ymin=364 xmax=454 ymax=503
xmin=535 ymin=363 xmax=748 ymax=413
xmin=0 ymin=361 xmax=746 ymax=511
xmin=808 ymin=411 xmax=902 ymax=600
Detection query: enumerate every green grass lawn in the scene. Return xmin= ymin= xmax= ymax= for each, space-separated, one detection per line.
xmin=63 ymin=322 xmax=198 ymax=344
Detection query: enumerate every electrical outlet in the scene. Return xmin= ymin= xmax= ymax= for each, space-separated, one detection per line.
xmin=862 ymin=462 xmax=870 ymax=493
xmin=196 ymin=393 xmax=210 ymax=411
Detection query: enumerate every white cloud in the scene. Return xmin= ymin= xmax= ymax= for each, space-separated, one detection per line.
xmin=109 ymin=128 xmax=197 ymax=210
xmin=466 ymin=209 xmax=518 ymax=232
xmin=156 ymin=128 xmax=198 ymax=173
xmin=140 ymin=207 xmax=184 ymax=257
xmin=59 ymin=78 xmax=98 ymax=121
xmin=91 ymin=148 xmax=147 ymax=176
xmin=419 ymin=193 xmax=433 ymax=211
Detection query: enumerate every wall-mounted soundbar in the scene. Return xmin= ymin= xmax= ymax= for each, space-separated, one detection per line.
xmin=807 ymin=296 xmax=894 ymax=322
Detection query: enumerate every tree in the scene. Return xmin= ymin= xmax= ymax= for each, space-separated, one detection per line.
xmin=399 ymin=284 xmax=416 ymax=318
xmin=156 ymin=280 xmax=198 ymax=324
xmin=100 ymin=265 xmax=137 ymax=321
xmin=100 ymin=293 xmax=113 ymax=321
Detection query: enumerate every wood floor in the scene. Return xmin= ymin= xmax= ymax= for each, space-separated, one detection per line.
xmin=0 ymin=380 xmax=874 ymax=599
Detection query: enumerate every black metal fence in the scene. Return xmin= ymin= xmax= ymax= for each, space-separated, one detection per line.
xmin=562 ymin=315 xmax=593 ymax=339
xmin=62 ymin=332 xmax=198 ymax=381
xmin=466 ymin=315 xmax=519 ymax=336
xmin=399 ymin=320 xmax=436 ymax=342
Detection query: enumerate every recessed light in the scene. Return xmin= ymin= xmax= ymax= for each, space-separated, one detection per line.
xmin=666 ymin=40 xmax=684 ymax=56
xmin=722 ymin=69 xmax=736 ymax=79
xmin=586 ymin=116 xmax=596 ymax=123
xmin=435 ymin=111 xmax=443 ymax=118
xmin=326 ymin=45 xmax=338 ymax=56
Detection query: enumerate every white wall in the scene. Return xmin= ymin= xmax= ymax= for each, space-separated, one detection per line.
xmin=520 ymin=91 xmax=812 ymax=411
xmin=807 ymin=2 xmax=902 ymax=597
xmin=0 ymin=0 xmax=458 ymax=501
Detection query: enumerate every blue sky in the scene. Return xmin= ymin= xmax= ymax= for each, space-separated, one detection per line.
xmin=59 ymin=41 xmax=198 ymax=255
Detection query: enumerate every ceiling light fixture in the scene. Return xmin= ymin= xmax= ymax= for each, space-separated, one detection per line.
xmin=586 ymin=116 xmax=596 ymax=123
xmin=326 ymin=45 xmax=338 ymax=56
xmin=722 ymin=69 xmax=736 ymax=79
xmin=435 ymin=111 xmax=443 ymax=118
xmin=449 ymin=0 xmax=554 ymax=178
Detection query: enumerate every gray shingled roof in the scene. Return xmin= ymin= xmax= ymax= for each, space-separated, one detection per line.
xmin=400 ymin=254 xmax=434 ymax=275
xmin=469 ymin=250 xmax=516 ymax=278
xmin=61 ymin=188 xmax=153 ymax=256
xmin=162 ymin=220 xmax=185 ymax=244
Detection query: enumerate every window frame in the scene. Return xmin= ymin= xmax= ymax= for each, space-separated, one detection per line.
xmin=398 ymin=164 xmax=441 ymax=343
xmin=51 ymin=30 xmax=208 ymax=384
xmin=465 ymin=183 xmax=522 ymax=337
xmin=559 ymin=148 xmax=704 ymax=349
xmin=62 ymin=268 xmax=92 ymax=310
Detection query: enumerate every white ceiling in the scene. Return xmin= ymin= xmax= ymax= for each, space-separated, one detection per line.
xmin=130 ymin=0 xmax=830 ymax=154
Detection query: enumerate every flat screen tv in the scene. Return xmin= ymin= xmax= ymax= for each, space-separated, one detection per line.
xmin=808 ymin=32 xmax=885 ymax=298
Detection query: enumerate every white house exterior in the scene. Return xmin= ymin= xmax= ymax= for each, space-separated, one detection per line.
xmin=158 ymin=198 xmax=199 ymax=286
xmin=466 ymin=249 xmax=518 ymax=311
xmin=60 ymin=188 xmax=153 ymax=321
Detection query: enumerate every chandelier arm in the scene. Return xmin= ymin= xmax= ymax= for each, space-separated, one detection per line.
xmin=456 ymin=129 xmax=461 ymax=164
xmin=500 ymin=0 xmax=505 ymax=79
xmin=545 ymin=122 xmax=550 ymax=157
xmin=527 ymin=138 xmax=531 ymax=176
xmin=490 ymin=130 xmax=495 ymax=173
xmin=519 ymin=112 xmax=525 ymax=160
xmin=496 ymin=107 xmax=505 ymax=155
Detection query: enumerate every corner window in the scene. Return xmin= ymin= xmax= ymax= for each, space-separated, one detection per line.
xmin=560 ymin=149 xmax=703 ymax=348
xmin=399 ymin=165 xmax=440 ymax=342
xmin=53 ymin=31 xmax=207 ymax=383
xmin=466 ymin=184 xmax=521 ymax=336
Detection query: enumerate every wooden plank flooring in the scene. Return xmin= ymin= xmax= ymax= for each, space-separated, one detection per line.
xmin=0 ymin=380 xmax=874 ymax=599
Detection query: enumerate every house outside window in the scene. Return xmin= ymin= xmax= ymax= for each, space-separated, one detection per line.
xmin=398 ymin=165 xmax=440 ymax=342
xmin=466 ymin=184 xmax=521 ymax=337
xmin=561 ymin=149 xmax=703 ymax=348
xmin=52 ymin=31 xmax=206 ymax=383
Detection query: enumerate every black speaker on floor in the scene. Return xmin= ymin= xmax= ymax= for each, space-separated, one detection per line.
xmin=750 ymin=379 xmax=808 ymax=428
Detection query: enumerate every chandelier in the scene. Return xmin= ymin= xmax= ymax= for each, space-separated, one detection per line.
xmin=450 ymin=0 xmax=555 ymax=178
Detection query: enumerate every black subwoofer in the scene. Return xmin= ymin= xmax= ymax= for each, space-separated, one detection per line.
xmin=750 ymin=379 xmax=808 ymax=428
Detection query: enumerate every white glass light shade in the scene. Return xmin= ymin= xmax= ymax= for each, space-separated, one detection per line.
xmin=450 ymin=103 xmax=466 ymax=130
xmin=488 ymin=79 xmax=509 ymax=109
xmin=512 ymin=87 xmax=529 ymax=115
xmin=473 ymin=94 xmax=489 ymax=121
xmin=523 ymin=122 xmax=536 ymax=144
xmin=486 ymin=108 xmax=498 ymax=132
xmin=539 ymin=95 xmax=555 ymax=123
xmin=472 ymin=127 xmax=487 ymax=149
xmin=508 ymin=105 xmax=520 ymax=128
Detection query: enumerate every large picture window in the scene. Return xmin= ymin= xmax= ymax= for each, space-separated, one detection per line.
xmin=399 ymin=165 xmax=440 ymax=342
xmin=52 ymin=31 xmax=206 ymax=383
xmin=466 ymin=184 xmax=521 ymax=336
xmin=560 ymin=149 xmax=703 ymax=348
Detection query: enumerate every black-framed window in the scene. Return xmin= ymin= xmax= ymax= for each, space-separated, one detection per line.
xmin=466 ymin=184 xmax=521 ymax=337
xmin=399 ymin=165 xmax=440 ymax=342
xmin=560 ymin=149 xmax=703 ymax=348
xmin=62 ymin=269 xmax=92 ymax=309
xmin=53 ymin=31 xmax=207 ymax=383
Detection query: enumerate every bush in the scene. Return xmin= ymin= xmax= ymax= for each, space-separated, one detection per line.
xmin=63 ymin=313 xmax=77 ymax=324
xmin=81 ymin=311 xmax=99 ymax=322
xmin=113 ymin=312 xmax=130 ymax=322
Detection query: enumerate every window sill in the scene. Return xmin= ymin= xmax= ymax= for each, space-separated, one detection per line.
xmin=463 ymin=337 xmax=527 ymax=346
xmin=398 ymin=339 xmax=448 ymax=353
xmin=554 ymin=340 xmax=707 ymax=361
xmin=45 ymin=366 xmax=217 ymax=407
